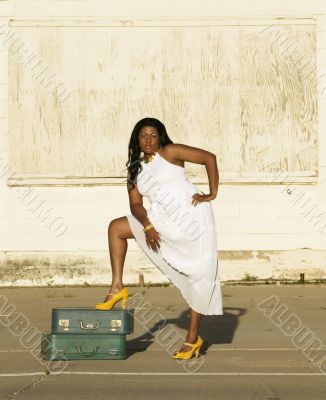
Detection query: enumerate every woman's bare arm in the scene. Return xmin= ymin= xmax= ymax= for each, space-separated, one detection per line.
xmin=164 ymin=143 xmax=219 ymax=198
xmin=127 ymin=172 xmax=151 ymax=227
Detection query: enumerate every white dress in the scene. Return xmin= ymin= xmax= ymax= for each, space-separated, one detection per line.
xmin=126 ymin=151 xmax=223 ymax=315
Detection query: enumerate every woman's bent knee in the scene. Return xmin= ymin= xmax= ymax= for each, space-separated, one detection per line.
xmin=108 ymin=216 xmax=134 ymax=239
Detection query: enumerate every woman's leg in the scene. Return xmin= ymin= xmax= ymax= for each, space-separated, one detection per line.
xmin=173 ymin=308 xmax=203 ymax=355
xmin=186 ymin=308 xmax=203 ymax=342
xmin=102 ymin=216 xmax=134 ymax=301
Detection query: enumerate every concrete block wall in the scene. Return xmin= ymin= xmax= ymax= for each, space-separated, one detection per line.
xmin=0 ymin=0 xmax=326 ymax=286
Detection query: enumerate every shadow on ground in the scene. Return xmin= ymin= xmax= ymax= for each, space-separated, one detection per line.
xmin=126 ymin=307 xmax=247 ymax=358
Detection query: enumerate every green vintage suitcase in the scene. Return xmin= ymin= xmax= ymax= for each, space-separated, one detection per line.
xmin=41 ymin=333 xmax=126 ymax=360
xmin=51 ymin=307 xmax=134 ymax=334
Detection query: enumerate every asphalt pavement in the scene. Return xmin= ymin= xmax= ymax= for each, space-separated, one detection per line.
xmin=1 ymin=284 xmax=326 ymax=400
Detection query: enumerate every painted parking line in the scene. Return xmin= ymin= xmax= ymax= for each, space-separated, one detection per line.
xmin=0 ymin=373 xmax=46 ymax=377
xmin=0 ymin=372 xmax=325 ymax=377
xmin=0 ymin=347 xmax=324 ymax=352
xmin=58 ymin=372 xmax=326 ymax=376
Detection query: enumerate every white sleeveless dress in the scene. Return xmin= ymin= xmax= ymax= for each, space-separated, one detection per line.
xmin=126 ymin=151 xmax=223 ymax=315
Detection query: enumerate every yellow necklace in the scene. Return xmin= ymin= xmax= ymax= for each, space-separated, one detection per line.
xmin=142 ymin=151 xmax=157 ymax=163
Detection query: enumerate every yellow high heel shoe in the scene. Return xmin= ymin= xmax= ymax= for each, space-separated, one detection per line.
xmin=95 ymin=287 xmax=128 ymax=310
xmin=172 ymin=335 xmax=204 ymax=360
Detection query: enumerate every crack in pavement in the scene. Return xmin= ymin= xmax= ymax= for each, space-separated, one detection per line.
xmin=6 ymin=371 xmax=48 ymax=400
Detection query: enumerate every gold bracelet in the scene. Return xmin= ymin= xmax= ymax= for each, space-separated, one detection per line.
xmin=143 ymin=223 xmax=154 ymax=232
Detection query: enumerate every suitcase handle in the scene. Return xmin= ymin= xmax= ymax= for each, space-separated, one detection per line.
xmin=79 ymin=320 xmax=100 ymax=330
xmin=75 ymin=345 xmax=99 ymax=357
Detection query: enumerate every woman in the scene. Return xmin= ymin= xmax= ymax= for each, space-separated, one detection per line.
xmin=95 ymin=117 xmax=223 ymax=359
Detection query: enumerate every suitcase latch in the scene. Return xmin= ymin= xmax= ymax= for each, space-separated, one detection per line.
xmin=59 ymin=319 xmax=70 ymax=331
xmin=110 ymin=319 xmax=122 ymax=331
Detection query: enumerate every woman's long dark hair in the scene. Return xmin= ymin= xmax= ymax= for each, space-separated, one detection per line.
xmin=126 ymin=117 xmax=174 ymax=190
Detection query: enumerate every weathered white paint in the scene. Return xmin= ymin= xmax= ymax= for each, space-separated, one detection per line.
xmin=0 ymin=1 xmax=326 ymax=285
xmin=0 ymin=249 xmax=325 ymax=286
xmin=7 ymin=18 xmax=317 ymax=184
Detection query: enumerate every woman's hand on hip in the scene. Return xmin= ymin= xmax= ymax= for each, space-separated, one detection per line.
xmin=191 ymin=191 xmax=217 ymax=206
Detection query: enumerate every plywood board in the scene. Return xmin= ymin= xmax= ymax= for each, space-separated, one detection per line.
xmin=7 ymin=19 xmax=317 ymax=184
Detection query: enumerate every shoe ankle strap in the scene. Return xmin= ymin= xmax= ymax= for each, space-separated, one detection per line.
xmin=183 ymin=342 xmax=196 ymax=346
xmin=107 ymin=288 xmax=127 ymax=293
xmin=108 ymin=292 xmax=125 ymax=295
xmin=183 ymin=337 xmax=202 ymax=346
